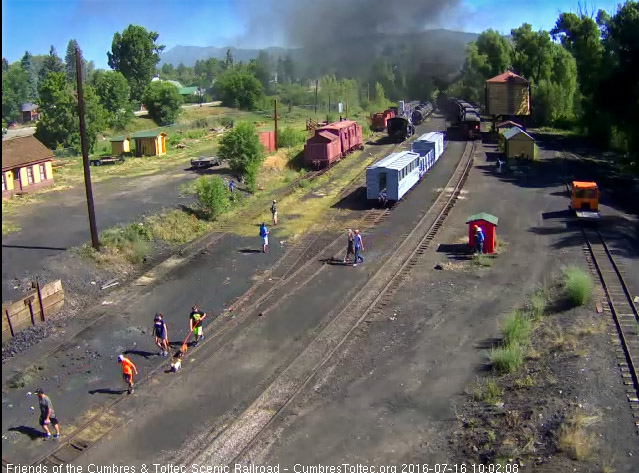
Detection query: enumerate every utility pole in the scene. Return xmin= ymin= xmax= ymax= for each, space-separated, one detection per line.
xmin=314 ymin=80 xmax=319 ymax=115
xmin=274 ymin=99 xmax=278 ymax=151
xmin=75 ymin=48 xmax=99 ymax=250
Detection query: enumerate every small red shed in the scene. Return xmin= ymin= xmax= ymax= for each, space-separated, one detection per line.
xmin=258 ymin=131 xmax=276 ymax=153
xmin=466 ymin=212 xmax=499 ymax=253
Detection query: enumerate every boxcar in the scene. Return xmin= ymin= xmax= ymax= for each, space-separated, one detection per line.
xmin=366 ymin=151 xmax=422 ymax=201
xmin=304 ymin=120 xmax=363 ymax=167
xmin=412 ymin=132 xmax=444 ymax=163
xmin=371 ymin=109 xmax=395 ymax=132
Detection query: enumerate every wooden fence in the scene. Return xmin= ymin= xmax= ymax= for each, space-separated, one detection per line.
xmin=2 ymin=280 xmax=64 ymax=342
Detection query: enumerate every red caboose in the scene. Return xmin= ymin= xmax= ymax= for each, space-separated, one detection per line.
xmin=371 ymin=109 xmax=395 ymax=131
xmin=304 ymin=120 xmax=363 ymax=168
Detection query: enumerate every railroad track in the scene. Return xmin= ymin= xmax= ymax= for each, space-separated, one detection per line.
xmin=182 ymin=139 xmax=476 ymax=466
xmin=582 ymin=228 xmax=639 ymax=433
xmin=23 ymin=132 xmax=407 ymax=469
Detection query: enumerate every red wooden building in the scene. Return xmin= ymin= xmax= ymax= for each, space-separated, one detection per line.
xmin=466 ymin=212 xmax=499 ymax=254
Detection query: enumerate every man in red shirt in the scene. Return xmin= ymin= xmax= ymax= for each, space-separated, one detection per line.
xmin=118 ymin=354 xmax=138 ymax=394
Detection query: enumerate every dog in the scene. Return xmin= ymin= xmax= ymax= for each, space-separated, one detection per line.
xmin=170 ymin=345 xmax=188 ymax=372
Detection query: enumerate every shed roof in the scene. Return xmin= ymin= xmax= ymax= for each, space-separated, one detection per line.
xmin=20 ymin=102 xmax=39 ymax=112
xmin=466 ymin=212 xmax=499 ymax=226
xmin=131 ymin=130 xmax=167 ymax=139
xmin=486 ymin=71 xmax=529 ymax=84
xmin=497 ymin=120 xmax=523 ymax=129
xmin=179 ymin=86 xmax=199 ymax=95
xmin=309 ymin=131 xmax=338 ymax=143
xmin=415 ymin=131 xmax=443 ymax=142
xmin=2 ymin=135 xmax=54 ymax=170
xmin=572 ymin=181 xmax=598 ymax=189
xmin=109 ymin=135 xmax=129 ymax=142
xmin=502 ymin=127 xmax=533 ymax=141
xmin=367 ymin=151 xmax=420 ymax=171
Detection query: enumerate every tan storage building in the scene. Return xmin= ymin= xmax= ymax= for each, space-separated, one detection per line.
xmin=2 ymin=136 xmax=55 ymax=199
xmin=131 ymin=131 xmax=167 ymax=157
xmin=109 ymin=136 xmax=131 ymax=155
xmin=503 ymin=127 xmax=536 ymax=159
xmin=486 ymin=71 xmax=530 ymax=116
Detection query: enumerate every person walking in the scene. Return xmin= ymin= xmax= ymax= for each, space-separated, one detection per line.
xmin=153 ymin=313 xmax=169 ymax=356
xmin=35 ymin=388 xmax=60 ymax=439
xmin=118 ymin=355 xmax=138 ymax=394
xmin=260 ymin=222 xmax=270 ymax=253
xmin=229 ymin=179 xmax=235 ymax=193
xmin=271 ymin=200 xmax=278 ymax=225
xmin=343 ymin=229 xmax=355 ymax=263
xmin=353 ymin=229 xmax=364 ymax=266
xmin=474 ymin=225 xmax=485 ymax=254
xmin=189 ymin=305 xmax=206 ymax=346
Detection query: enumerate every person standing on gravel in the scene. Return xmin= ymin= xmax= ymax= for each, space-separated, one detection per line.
xmin=343 ymin=229 xmax=355 ymax=263
xmin=118 ymin=354 xmax=138 ymax=394
xmin=153 ymin=313 xmax=169 ymax=356
xmin=260 ymin=222 xmax=270 ymax=253
xmin=353 ymin=229 xmax=365 ymax=266
xmin=36 ymin=388 xmax=60 ymax=439
xmin=271 ymin=200 xmax=278 ymax=225
xmin=474 ymin=225 xmax=485 ymax=254
xmin=189 ymin=305 xmax=206 ymax=345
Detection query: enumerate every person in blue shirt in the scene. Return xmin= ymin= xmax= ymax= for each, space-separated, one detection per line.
xmin=260 ymin=222 xmax=269 ymax=253
xmin=474 ymin=225 xmax=485 ymax=254
xmin=229 ymin=179 xmax=235 ymax=193
xmin=353 ymin=229 xmax=365 ymax=266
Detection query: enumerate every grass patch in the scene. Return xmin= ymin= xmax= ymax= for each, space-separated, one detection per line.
xmin=501 ymin=311 xmax=533 ymax=347
xmin=562 ymin=266 xmax=593 ymax=306
xmin=529 ymin=289 xmax=548 ymax=320
xmin=298 ymin=178 xmax=310 ymax=188
xmin=472 ymin=378 xmax=503 ymax=404
xmin=145 ymin=210 xmax=212 ymax=244
xmin=556 ymin=413 xmax=599 ymax=461
xmin=490 ymin=344 xmax=524 ymax=374
xmin=472 ymin=253 xmax=493 ymax=267
xmin=513 ymin=375 xmax=535 ymax=389
xmin=5 ymin=364 xmax=45 ymax=389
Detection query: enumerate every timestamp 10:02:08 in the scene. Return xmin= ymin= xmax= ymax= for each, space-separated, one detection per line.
xmin=401 ymin=464 xmax=518 ymax=473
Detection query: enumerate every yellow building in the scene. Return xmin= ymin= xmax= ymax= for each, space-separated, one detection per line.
xmin=486 ymin=71 xmax=530 ymax=116
xmin=503 ymin=127 xmax=537 ymax=160
xmin=131 ymin=131 xmax=167 ymax=157
xmin=109 ymin=136 xmax=130 ymax=155
xmin=2 ymin=136 xmax=54 ymax=199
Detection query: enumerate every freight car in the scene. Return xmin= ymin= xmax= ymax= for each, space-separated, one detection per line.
xmin=371 ymin=109 xmax=396 ymax=132
xmin=366 ymin=151 xmax=423 ymax=201
xmin=387 ymin=116 xmax=415 ymax=142
xmin=411 ymin=101 xmax=434 ymax=125
xmin=304 ymin=120 xmax=364 ymax=168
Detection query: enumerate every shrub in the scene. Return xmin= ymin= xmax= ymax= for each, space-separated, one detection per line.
xmin=98 ymin=223 xmax=152 ymax=264
xmin=298 ymin=178 xmax=310 ymax=188
xmin=146 ymin=210 xmax=209 ymax=244
xmin=142 ymin=81 xmax=183 ymax=125
xmin=563 ymin=266 xmax=593 ymax=306
xmin=490 ymin=344 xmax=524 ymax=374
xmin=194 ymin=176 xmax=229 ymax=219
xmin=220 ymin=117 xmax=234 ymax=128
xmin=277 ymin=127 xmax=306 ymax=148
xmin=472 ymin=378 xmax=503 ymax=404
xmin=530 ymin=290 xmax=547 ymax=319
xmin=501 ymin=312 xmax=532 ymax=347
xmin=219 ymin=121 xmax=264 ymax=192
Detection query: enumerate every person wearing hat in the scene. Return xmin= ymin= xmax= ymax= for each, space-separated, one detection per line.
xmin=35 ymin=388 xmax=60 ymax=438
xmin=189 ymin=305 xmax=206 ymax=345
xmin=474 ymin=225 xmax=485 ymax=254
xmin=271 ymin=199 xmax=278 ymax=225
xmin=118 ymin=354 xmax=138 ymax=394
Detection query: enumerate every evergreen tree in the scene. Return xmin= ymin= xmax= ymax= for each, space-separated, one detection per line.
xmin=39 ymin=46 xmax=64 ymax=83
xmin=65 ymin=39 xmax=81 ymax=83
xmin=21 ymin=51 xmax=38 ymax=101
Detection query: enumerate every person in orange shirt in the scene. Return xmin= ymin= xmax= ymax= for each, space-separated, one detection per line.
xmin=118 ymin=354 xmax=138 ymax=394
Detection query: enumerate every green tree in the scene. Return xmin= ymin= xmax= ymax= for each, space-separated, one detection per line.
xmin=2 ymin=58 xmax=9 ymax=73
xmin=218 ymin=121 xmax=264 ymax=192
xmin=511 ymin=24 xmax=553 ymax=84
xmin=108 ymin=25 xmax=165 ymax=100
xmin=194 ymin=176 xmax=230 ymax=219
xmin=194 ymin=58 xmax=221 ymax=89
xmin=65 ymin=39 xmax=81 ymax=83
xmin=2 ymin=63 xmax=30 ymax=122
xmin=38 ymin=46 xmax=64 ymax=83
xmin=142 ymin=80 xmax=183 ymax=125
xmin=475 ymin=29 xmax=512 ymax=77
xmin=35 ymin=72 xmax=107 ymax=152
xmin=21 ymin=51 xmax=38 ymax=101
xmin=161 ymin=63 xmax=178 ymax=80
xmin=224 ymin=49 xmax=234 ymax=70
xmin=214 ymin=67 xmax=263 ymax=109
xmin=92 ymin=70 xmax=133 ymax=129
xmin=249 ymin=50 xmax=271 ymax=90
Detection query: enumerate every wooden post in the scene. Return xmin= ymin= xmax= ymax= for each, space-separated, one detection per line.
xmin=27 ymin=299 xmax=35 ymax=326
xmin=6 ymin=309 xmax=15 ymax=338
xmin=36 ymin=281 xmax=46 ymax=321
xmin=274 ymin=99 xmax=278 ymax=151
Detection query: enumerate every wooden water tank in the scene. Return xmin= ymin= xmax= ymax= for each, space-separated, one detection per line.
xmin=486 ymin=71 xmax=530 ymax=116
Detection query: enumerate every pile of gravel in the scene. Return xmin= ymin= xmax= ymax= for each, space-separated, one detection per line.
xmin=1 ymin=321 xmax=58 ymax=363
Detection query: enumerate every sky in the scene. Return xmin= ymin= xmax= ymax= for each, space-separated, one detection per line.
xmin=1 ymin=0 xmax=624 ymax=69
